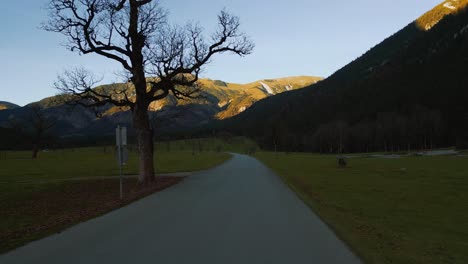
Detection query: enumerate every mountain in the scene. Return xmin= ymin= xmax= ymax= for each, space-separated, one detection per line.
xmin=0 ymin=101 xmax=19 ymax=111
xmin=0 ymin=76 xmax=321 ymax=143
xmin=219 ymin=1 xmax=468 ymax=152
xmin=417 ymin=0 xmax=468 ymax=30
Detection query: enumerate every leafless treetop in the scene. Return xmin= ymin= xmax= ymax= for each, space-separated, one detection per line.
xmin=45 ymin=0 xmax=254 ymax=109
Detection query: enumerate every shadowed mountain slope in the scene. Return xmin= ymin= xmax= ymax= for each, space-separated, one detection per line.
xmin=0 ymin=101 xmax=19 ymax=111
xmin=221 ymin=1 xmax=468 ymax=151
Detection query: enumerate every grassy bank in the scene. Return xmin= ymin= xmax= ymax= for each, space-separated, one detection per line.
xmin=0 ymin=147 xmax=231 ymax=253
xmin=255 ymin=152 xmax=468 ymax=264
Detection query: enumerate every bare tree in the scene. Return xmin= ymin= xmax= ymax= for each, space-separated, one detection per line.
xmin=29 ymin=104 xmax=56 ymax=159
xmin=44 ymin=0 xmax=254 ymax=185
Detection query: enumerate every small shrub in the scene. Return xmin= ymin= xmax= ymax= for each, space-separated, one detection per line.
xmin=337 ymin=156 xmax=347 ymax=168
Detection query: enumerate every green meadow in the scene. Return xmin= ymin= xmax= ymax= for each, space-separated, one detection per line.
xmin=255 ymin=152 xmax=468 ymax=264
xmin=2 ymin=136 xmax=466 ymax=264
xmin=0 ymin=137 xmax=249 ymax=253
xmin=0 ymin=146 xmax=231 ymax=197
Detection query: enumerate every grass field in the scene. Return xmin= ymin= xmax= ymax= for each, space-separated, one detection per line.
xmin=0 ymin=142 xmax=234 ymax=253
xmin=255 ymin=152 xmax=468 ymax=264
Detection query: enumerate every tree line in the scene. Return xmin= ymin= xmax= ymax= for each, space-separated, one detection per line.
xmin=264 ymin=105 xmax=447 ymax=154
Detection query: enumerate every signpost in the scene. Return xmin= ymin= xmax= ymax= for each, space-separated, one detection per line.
xmin=116 ymin=125 xmax=127 ymax=200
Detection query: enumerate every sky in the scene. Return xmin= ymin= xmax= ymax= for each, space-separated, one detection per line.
xmin=0 ymin=0 xmax=442 ymax=106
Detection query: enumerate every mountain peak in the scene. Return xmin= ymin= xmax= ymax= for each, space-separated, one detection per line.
xmin=0 ymin=76 xmax=322 ymax=137
xmin=0 ymin=101 xmax=19 ymax=111
xmin=417 ymin=0 xmax=468 ymax=30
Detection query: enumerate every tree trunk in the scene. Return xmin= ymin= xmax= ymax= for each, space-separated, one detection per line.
xmin=133 ymin=102 xmax=155 ymax=186
xmin=32 ymin=132 xmax=41 ymax=159
xmin=128 ymin=0 xmax=155 ymax=186
xmin=32 ymin=143 xmax=39 ymax=159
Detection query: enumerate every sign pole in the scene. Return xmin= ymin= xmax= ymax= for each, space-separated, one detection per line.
xmin=116 ymin=125 xmax=127 ymax=201
xmin=118 ymin=125 xmax=123 ymax=200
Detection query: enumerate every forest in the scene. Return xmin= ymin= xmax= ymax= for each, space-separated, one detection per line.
xmin=220 ymin=5 xmax=468 ymax=153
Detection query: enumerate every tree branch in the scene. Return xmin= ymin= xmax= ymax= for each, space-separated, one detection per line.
xmin=45 ymin=1 xmax=253 ymax=115
xmin=147 ymin=10 xmax=254 ymax=100
xmin=54 ymin=67 xmax=134 ymax=111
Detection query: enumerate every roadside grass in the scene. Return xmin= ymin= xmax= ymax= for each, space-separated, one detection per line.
xmin=0 ymin=177 xmax=183 ymax=253
xmin=0 ymin=146 xmax=231 ymax=253
xmin=254 ymin=152 xmax=468 ymax=264
xmin=0 ymin=147 xmax=232 ymax=182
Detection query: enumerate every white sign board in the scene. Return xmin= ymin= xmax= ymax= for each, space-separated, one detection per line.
xmin=116 ymin=126 xmax=128 ymax=165
xmin=116 ymin=126 xmax=127 ymax=146
xmin=116 ymin=147 xmax=129 ymax=165
xmin=116 ymin=125 xmax=128 ymax=200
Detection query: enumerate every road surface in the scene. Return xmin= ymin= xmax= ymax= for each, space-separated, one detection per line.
xmin=0 ymin=154 xmax=361 ymax=264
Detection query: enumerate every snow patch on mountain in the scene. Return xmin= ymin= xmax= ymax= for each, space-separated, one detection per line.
xmin=444 ymin=1 xmax=457 ymax=10
xmin=421 ymin=0 xmax=463 ymax=30
xmin=425 ymin=24 xmax=434 ymax=31
xmin=218 ymin=101 xmax=228 ymax=108
xmin=260 ymin=82 xmax=275 ymax=95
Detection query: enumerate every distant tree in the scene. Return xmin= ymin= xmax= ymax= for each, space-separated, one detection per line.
xmin=28 ymin=104 xmax=56 ymax=159
xmin=44 ymin=0 xmax=254 ymax=185
xmin=376 ymin=112 xmax=397 ymax=152
xmin=424 ymin=110 xmax=443 ymax=150
xmin=349 ymin=120 xmax=375 ymax=153
xmin=312 ymin=124 xmax=333 ymax=153
xmin=335 ymin=121 xmax=348 ymax=154
xmin=456 ymin=112 xmax=468 ymax=149
xmin=311 ymin=121 xmax=348 ymax=154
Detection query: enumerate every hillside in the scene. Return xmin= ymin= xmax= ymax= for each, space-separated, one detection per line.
xmin=0 ymin=76 xmax=321 ymax=141
xmin=417 ymin=0 xmax=468 ymax=30
xmin=0 ymin=101 xmax=19 ymax=111
xmin=220 ymin=1 xmax=468 ymax=152
xmin=143 ymin=76 xmax=321 ymax=120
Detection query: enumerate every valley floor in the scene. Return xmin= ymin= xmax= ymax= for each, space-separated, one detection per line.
xmin=255 ymin=151 xmax=468 ymax=264
xmin=0 ymin=154 xmax=360 ymax=264
xmin=0 ymin=147 xmax=231 ymax=253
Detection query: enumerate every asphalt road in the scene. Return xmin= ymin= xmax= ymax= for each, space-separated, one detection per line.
xmin=0 ymin=154 xmax=361 ymax=264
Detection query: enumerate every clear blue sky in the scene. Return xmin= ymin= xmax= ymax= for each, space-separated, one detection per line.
xmin=0 ymin=0 xmax=442 ymax=106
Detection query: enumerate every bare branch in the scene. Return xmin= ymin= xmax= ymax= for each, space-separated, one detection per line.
xmin=147 ymin=10 xmax=254 ymax=100
xmin=54 ymin=67 xmax=134 ymax=112
xmin=43 ymin=0 xmax=144 ymax=71
xmin=45 ymin=1 xmax=252 ymax=114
